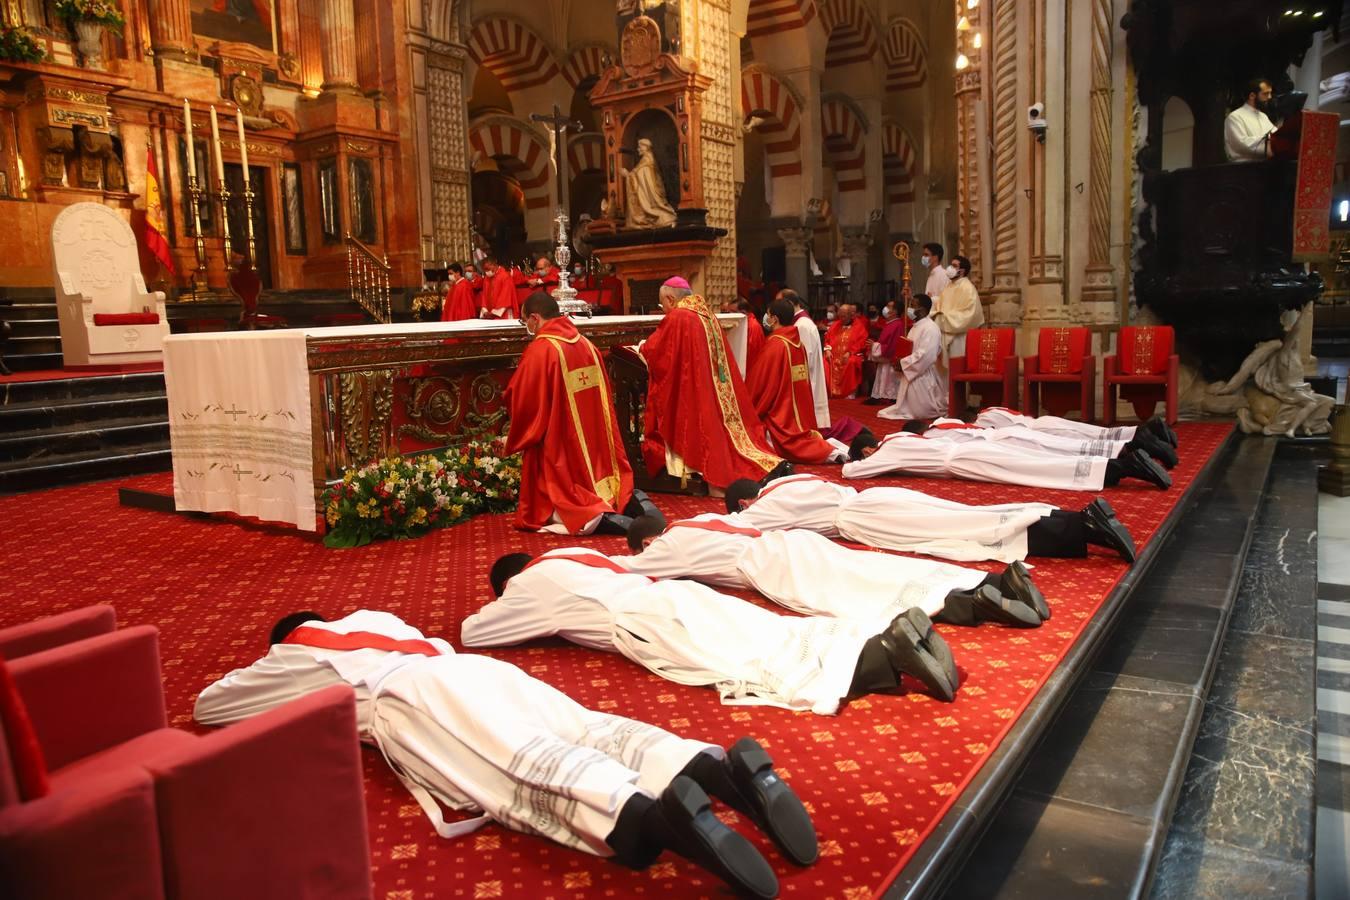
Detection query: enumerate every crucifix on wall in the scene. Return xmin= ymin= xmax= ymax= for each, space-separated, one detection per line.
xmin=530 ymin=105 xmax=583 ymax=218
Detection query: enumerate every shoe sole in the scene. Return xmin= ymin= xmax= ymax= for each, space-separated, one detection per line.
xmin=728 ymin=738 xmax=819 ymax=867
xmin=897 ymin=607 xmax=959 ymax=697
xmin=1086 ymin=499 xmax=1137 ymax=563
xmin=973 ymin=585 xmax=1042 ymax=628
xmin=664 ymin=777 xmax=779 ymax=899
xmin=1006 ymin=562 xmax=1051 ymax=621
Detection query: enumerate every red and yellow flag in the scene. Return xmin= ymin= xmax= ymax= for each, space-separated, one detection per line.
xmin=142 ymin=144 xmax=176 ymax=275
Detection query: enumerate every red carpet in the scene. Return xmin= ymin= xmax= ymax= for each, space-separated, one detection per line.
xmin=0 ymin=404 xmax=1232 ymax=899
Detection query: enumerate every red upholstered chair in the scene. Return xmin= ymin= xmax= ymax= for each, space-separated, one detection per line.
xmin=1023 ymin=327 xmax=1096 ymax=421
xmin=0 ymin=627 xmax=372 ymax=900
xmin=0 ymin=605 xmax=116 ymax=660
xmin=1103 ymin=325 xmax=1179 ymax=426
xmin=949 ymin=327 xmax=1019 ymax=416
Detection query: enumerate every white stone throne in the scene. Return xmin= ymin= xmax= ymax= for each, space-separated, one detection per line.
xmin=51 ymin=202 xmax=169 ymax=368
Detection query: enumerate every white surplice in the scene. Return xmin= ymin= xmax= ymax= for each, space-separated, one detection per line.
xmin=926 ymin=418 xmax=1129 ymax=459
xmin=933 ymin=277 xmax=983 ymax=358
xmin=794 ymin=312 xmax=831 ymax=428
xmin=924 ymin=265 xmax=951 ymax=300
xmin=195 ymin=610 xmax=712 ymax=853
xmin=870 ymin=342 xmax=900 ymax=401
xmin=880 ymin=316 xmax=947 ymax=421
xmin=1224 ymin=103 xmax=1277 ymax=162
xmin=975 ymin=407 xmax=1138 ymax=442
xmin=461 ymin=547 xmax=869 ymax=715
xmin=737 ymin=473 xmax=1057 ymax=563
xmin=616 ymin=512 xmax=983 ymax=629
xmin=841 ymin=431 xmax=1109 ymax=492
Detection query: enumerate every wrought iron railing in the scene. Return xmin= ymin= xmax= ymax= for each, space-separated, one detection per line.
xmin=345 ymin=233 xmax=392 ymax=324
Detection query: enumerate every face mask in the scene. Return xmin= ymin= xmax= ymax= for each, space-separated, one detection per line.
xmin=826 ymin=311 xmax=836 ymax=321
xmin=920 ymin=255 xmax=931 ymax=268
xmin=882 ymin=307 xmax=895 ymax=320
xmin=536 ymin=268 xmax=549 ymax=276
xmin=946 ymin=265 xmax=959 ymax=279
xmin=907 ymin=308 xmax=918 ymax=320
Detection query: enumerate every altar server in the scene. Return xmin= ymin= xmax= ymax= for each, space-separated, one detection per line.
xmin=781 ymin=289 xmax=831 ymax=428
xmin=640 ymin=279 xmax=784 ymax=489
xmin=842 ymin=429 xmax=1171 ymax=491
xmin=932 ymin=255 xmax=983 ymax=357
xmin=867 ymin=301 xmax=905 ymax=404
xmin=466 ymin=547 xmax=961 ymax=709
xmin=726 ymin=472 xmax=1137 ymax=565
xmin=441 ymin=263 xmax=477 ymax=322
xmin=196 ymin=610 xmax=814 ymax=898
xmin=620 ymin=512 xmax=1047 ymax=628
xmin=879 ymin=294 xmax=946 ymax=422
xmin=920 ymin=243 xmax=951 ymax=301
xmin=747 ymin=299 xmax=850 ymax=464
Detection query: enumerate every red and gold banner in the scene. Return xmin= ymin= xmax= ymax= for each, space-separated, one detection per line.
xmin=1293 ymin=109 xmax=1338 ymax=262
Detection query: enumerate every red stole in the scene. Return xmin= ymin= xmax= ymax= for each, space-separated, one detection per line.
xmin=526 ymin=552 xmax=649 ymax=581
xmin=668 ymin=518 xmax=763 ymax=538
xmin=282 ymin=626 xmax=444 ymax=657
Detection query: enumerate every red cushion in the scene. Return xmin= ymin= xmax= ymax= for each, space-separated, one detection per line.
xmin=49 ymin=728 xmax=196 ymax=792
xmin=0 ymin=655 xmax=49 ymax=802
xmin=964 ymin=328 xmax=1016 ymax=373
xmin=1027 ymin=371 xmax=1090 ymax=383
xmin=1037 ymin=327 xmax=1090 ymax=374
xmin=1118 ymin=326 xmax=1174 ymax=375
xmin=93 ymin=313 xmax=160 ymax=327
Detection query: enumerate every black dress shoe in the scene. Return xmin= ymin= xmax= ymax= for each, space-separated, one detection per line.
xmin=1144 ymin=415 xmax=1178 ymax=449
xmin=761 ymin=460 xmax=795 ymax=485
xmin=1118 ymin=448 xmax=1172 ymax=490
xmin=936 ymin=584 xmax=1042 ymax=629
xmin=1082 ymin=497 xmax=1136 ymax=563
xmin=660 ymin=776 xmax=779 ymax=899
xmin=1127 ymin=429 xmax=1178 ymax=469
xmin=1001 ymin=561 xmax=1050 ymax=621
xmin=877 ymin=607 xmax=959 ymax=701
xmin=725 ymin=738 xmax=819 ymax=866
xmin=594 ymin=512 xmax=635 ymax=535
xmin=623 ymin=488 xmax=665 ymax=521
xmin=863 ymin=397 xmax=886 ymax=406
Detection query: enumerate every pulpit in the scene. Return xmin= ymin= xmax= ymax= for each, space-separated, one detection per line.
xmin=51 ymin=203 xmax=169 ymax=368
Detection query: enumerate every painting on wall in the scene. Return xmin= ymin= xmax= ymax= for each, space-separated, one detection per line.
xmin=191 ymin=0 xmax=276 ymax=53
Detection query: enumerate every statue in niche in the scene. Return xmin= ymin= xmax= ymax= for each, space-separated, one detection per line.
xmin=621 ymin=138 xmax=676 ymax=228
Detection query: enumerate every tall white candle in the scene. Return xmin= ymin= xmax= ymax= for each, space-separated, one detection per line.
xmin=209 ymin=105 xmax=225 ymax=185
xmin=183 ymin=98 xmax=196 ymax=181
xmin=235 ymin=107 xmax=249 ymax=185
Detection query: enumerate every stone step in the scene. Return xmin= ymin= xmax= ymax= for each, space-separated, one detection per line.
xmin=0 ymin=392 xmax=167 ymax=432
xmin=8 ymin=334 xmax=63 ymax=356
xmin=0 ymin=442 xmax=171 ymax=493
xmin=0 ymin=415 xmax=169 ymax=464
xmin=7 ymin=318 xmax=60 ymax=338
xmin=3 ymin=351 xmax=65 ymax=372
xmin=0 ymin=301 xmax=59 ymax=321
xmin=0 ymin=372 xmax=165 ymax=405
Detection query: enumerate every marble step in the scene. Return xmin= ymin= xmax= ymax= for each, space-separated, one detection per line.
xmin=0 ymin=442 xmax=170 ymax=493
xmin=0 ymin=372 xmax=165 ymax=405
xmin=8 ymin=334 xmax=63 ymax=357
xmin=0 ymin=301 xmax=59 ymax=321
xmin=0 ymin=392 xmax=167 ymax=433
xmin=0 ymin=416 xmax=169 ymax=464
xmin=7 ymin=318 xmax=59 ymax=338
xmin=936 ymin=435 xmax=1282 ymax=900
xmin=3 ymin=351 xmax=64 ymax=372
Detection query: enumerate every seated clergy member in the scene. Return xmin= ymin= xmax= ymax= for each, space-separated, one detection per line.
xmin=465 ymin=547 xmax=962 ymax=709
xmin=879 ymin=294 xmax=946 ymax=422
xmin=506 ymin=291 xmax=654 ymax=534
xmin=923 ymin=415 xmax=1177 ymax=470
xmin=747 ymin=299 xmax=850 ymax=464
xmin=823 ymin=302 xmax=871 ymax=399
xmin=842 ymin=428 xmax=1172 ymax=491
xmin=441 ymin=263 xmax=477 ymax=322
xmin=196 ymin=610 xmax=816 ymax=897
xmin=975 ymin=406 xmax=1179 ymax=454
xmin=726 ymin=472 xmax=1137 ymax=565
xmin=621 ymin=512 xmax=1046 ymax=628
xmin=639 ymin=277 xmax=784 ymax=489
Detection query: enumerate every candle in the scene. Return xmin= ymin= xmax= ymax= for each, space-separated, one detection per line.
xmin=183 ymin=98 xmax=196 ymax=181
xmin=209 ymin=105 xmax=225 ymax=185
xmin=235 ymin=107 xmax=249 ymax=185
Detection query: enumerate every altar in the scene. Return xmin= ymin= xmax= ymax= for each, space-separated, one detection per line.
xmin=162 ymin=315 xmax=749 ymax=531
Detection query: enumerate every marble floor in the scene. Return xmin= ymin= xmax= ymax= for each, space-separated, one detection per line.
xmin=1317 ymin=490 xmax=1350 ymax=897
xmin=1316 ymin=356 xmax=1349 ymax=404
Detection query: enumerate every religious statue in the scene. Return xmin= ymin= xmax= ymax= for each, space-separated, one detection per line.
xmin=621 ymin=138 xmax=677 ymax=229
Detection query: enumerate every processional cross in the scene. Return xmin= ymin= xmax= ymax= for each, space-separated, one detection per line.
xmin=530 ymin=105 xmax=583 ymax=215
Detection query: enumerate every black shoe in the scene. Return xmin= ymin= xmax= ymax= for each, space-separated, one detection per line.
xmin=1001 ymin=561 xmax=1050 ymax=621
xmin=660 ymin=776 xmax=779 ymax=899
xmin=725 ymin=738 xmax=819 ymax=866
xmin=761 ymin=460 xmax=795 ymax=486
xmin=1144 ymin=415 xmax=1178 ymax=449
xmin=623 ymin=488 xmax=665 ymax=521
xmin=1127 ymin=429 xmax=1177 ymax=469
xmin=594 ymin=512 xmax=635 ymax=535
xmin=936 ymin=584 xmax=1042 ymax=629
xmin=1118 ymin=448 xmax=1172 ymax=490
xmin=863 ymin=397 xmax=886 ymax=406
xmin=1083 ymin=497 xmax=1137 ymax=563
xmin=877 ymin=607 xmax=959 ymax=701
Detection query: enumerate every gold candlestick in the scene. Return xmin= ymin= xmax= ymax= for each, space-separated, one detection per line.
xmin=186 ymin=174 xmax=209 ymax=298
xmin=241 ymin=185 xmax=257 ymax=268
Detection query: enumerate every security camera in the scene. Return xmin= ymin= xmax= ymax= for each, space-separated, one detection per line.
xmin=1027 ymin=103 xmax=1047 ymax=142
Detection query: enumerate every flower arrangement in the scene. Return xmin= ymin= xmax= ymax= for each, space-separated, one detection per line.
xmin=322 ymin=438 xmax=521 ymax=548
xmin=0 ymin=26 xmax=45 ymax=63
xmin=53 ymin=0 xmax=126 ymax=32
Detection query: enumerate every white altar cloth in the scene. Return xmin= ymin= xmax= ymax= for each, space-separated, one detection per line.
xmin=164 ymin=315 xmax=747 ymax=531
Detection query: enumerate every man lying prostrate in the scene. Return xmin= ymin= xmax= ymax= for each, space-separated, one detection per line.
xmin=464 ymin=548 xmax=962 ymax=710
xmin=620 ymin=512 xmax=1047 ymax=629
xmin=976 ymin=407 xmax=1178 ymax=453
xmin=842 ymin=429 xmax=1172 ymax=491
xmin=725 ymin=472 xmax=1138 ymax=565
xmin=934 ymin=413 xmax=1177 ymax=470
xmin=196 ymin=610 xmax=816 ymax=899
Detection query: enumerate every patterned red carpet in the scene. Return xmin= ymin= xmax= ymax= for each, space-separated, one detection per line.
xmin=0 ymin=404 xmax=1232 ymax=900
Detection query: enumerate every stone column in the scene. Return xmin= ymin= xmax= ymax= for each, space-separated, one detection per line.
xmin=986 ymin=0 xmax=1022 ymax=325
xmin=320 ymin=0 xmax=360 ymax=94
xmin=953 ymin=0 xmax=985 ymax=288
xmin=778 ymin=226 xmax=813 ymax=298
xmin=148 ymin=0 xmax=193 ymax=60
xmin=841 ymin=226 xmax=872 ymax=306
xmin=684 ymin=0 xmax=738 ymax=302
xmin=1078 ymin=0 xmax=1118 ymax=323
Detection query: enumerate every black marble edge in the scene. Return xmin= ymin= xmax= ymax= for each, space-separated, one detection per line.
xmin=882 ymin=429 xmax=1256 ymax=900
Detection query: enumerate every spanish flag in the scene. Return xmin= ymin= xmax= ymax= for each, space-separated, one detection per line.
xmin=143 ymin=143 xmax=176 ymax=275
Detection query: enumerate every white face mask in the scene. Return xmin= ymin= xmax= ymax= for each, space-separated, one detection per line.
xmin=907 ymin=308 xmax=918 ymax=320
xmin=946 ymin=265 xmax=959 ymax=279
xmin=762 ymin=314 xmax=772 ymax=329
xmin=826 ymin=311 xmax=836 ymax=321
xmin=882 ymin=307 xmax=896 ymax=320
xmin=920 ymin=255 xmax=931 ymax=268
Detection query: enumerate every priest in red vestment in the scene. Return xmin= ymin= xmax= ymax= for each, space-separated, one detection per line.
xmin=505 ymin=292 xmax=635 ymax=534
xmin=747 ymin=300 xmax=847 ymax=464
xmin=640 ymin=278 xmax=783 ymax=489
xmin=526 ymin=256 xmax=561 ymax=293
xmin=441 ymin=263 xmax=477 ymax=322
xmin=824 ymin=303 xmax=872 ymax=398
xmin=479 ymin=257 xmax=520 ymax=320
xmin=725 ymin=299 xmax=766 ymax=372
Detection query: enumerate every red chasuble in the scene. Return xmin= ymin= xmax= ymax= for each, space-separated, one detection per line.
xmin=441 ymin=278 xmax=477 ymax=321
xmin=480 ymin=267 xmax=520 ymax=319
xmin=744 ymin=318 xmax=766 ymax=372
xmin=824 ymin=316 xmax=871 ymax=398
xmin=528 ymin=266 xmax=561 ymax=292
xmin=505 ymin=316 xmax=634 ymax=532
xmin=747 ymin=326 xmax=837 ymax=463
xmin=640 ymin=295 xmax=781 ymax=488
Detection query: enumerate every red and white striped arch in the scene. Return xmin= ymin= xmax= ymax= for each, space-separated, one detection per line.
xmin=562 ymin=44 xmax=610 ymax=90
xmin=821 ymin=98 xmax=867 ymax=193
xmin=568 ymin=133 xmax=605 ymax=180
xmin=741 ymin=68 xmax=803 ymax=179
xmin=469 ymin=118 xmax=552 ymax=210
xmin=745 ymin=0 xmax=818 ymax=40
xmin=882 ymin=122 xmax=918 ymax=208
xmin=819 ymin=0 xmax=879 ymax=69
xmin=467 ymin=16 xmax=559 ymax=93
xmin=884 ymin=19 xmax=927 ymax=92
